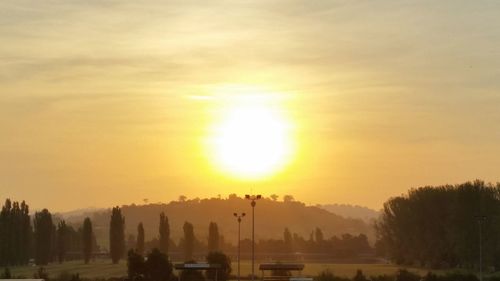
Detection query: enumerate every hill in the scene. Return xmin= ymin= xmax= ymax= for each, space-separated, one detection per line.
xmin=64 ymin=196 xmax=373 ymax=249
xmin=319 ymin=204 xmax=380 ymax=222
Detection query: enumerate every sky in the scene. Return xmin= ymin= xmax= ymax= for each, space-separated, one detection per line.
xmin=1 ymin=1 xmax=499 ymax=212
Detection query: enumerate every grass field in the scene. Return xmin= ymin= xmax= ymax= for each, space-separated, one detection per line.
xmin=7 ymin=259 xmax=432 ymax=279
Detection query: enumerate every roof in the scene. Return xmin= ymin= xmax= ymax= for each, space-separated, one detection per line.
xmin=259 ymin=263 xmax=305 ymax=271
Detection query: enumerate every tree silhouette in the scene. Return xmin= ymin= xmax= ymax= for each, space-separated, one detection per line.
xmin=110 ymin=207 xmax=125 ymax=264
xmin=376 ymin=180 xmax=500 ymax=269
xmin=206 ymin=251 xmax=231 ymax=281
xmin=159 ymin=212 xmax=170 ymax=255
xmin=0 ymin=199 xmax=32 ymax=266
xmin=145 ymin=248 xmax=173 ymax=281
xmin=137 ymin=222 xmax=145 ymax=256
xmin=208 ymin=222 xmax=219 ymax=252
xmin=57 ymin=220 xmax=67 ymax=263
xmin=183 ymin=222 xmax=195 ymax=261
xmin=34 ymin=209 xmax=53 ymax=265
xmin=127 ymin=249 xmax=144 ymax=280
xmin=82 ymin=217 xmax=93 ymax=264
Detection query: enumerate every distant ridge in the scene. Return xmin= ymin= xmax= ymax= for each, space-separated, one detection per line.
xmin=63 ymin=196 xmax=374 ymax=248
xmin=319 ymin=204 xmax=380 ymax=222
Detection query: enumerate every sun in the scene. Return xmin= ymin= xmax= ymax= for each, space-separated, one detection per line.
xmin=207 ymin=100 xmax=294 ymax=179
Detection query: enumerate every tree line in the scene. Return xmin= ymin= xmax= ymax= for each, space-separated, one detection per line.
xmin=1 ymin=198 xmax=372 ymax=267
xmin=0 ymin=199 xmax=97 ymax=266
xmin=376 ymin=180 xmax=500 ymax=269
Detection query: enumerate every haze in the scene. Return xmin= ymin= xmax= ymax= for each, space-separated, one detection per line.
xmin=1 ymin=1 xmax=499 ymax=211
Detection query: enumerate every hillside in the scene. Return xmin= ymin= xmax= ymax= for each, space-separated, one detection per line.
xmin=319 ymin=204 xmax=380 ymax=222
xmin=64 ymin=196 xmax=373 ymax=249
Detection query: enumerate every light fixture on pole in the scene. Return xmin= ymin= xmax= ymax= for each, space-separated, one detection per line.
xmin=233 ymin=212 xmax=246 ymax=281
xmin=245 ymin=194 xmax=261 ymax=281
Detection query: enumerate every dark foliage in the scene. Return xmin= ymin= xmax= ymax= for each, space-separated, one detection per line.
xmin=137 ymin=223 xmax=145 ymax=256
xmin=159 ymin=212 xmax=170 ymax=255
xmin=127 ymin=248 xmax=173 ymax=281
xmin=182 ymin=222 xmax=195 ymax=261
xmin=34 ymin=267 xmax=49 ymax=280
xmin=206 ymin=251 xmax=231 ymax=281
xmin=208 ymin=222 xmax=219 ymax=252
xmin=145 ymin=249 xmax=173 ymax=281
xmin=376 ymin=180 xmax=500 ymax=269
xmin=110 ymin=207 xmax=125 ymax=264
xmin=57 ymin=221 xmax=67 ymax=263
xmin=315 ymin=270 xmax=350 ymax=281
xmin=2 ymin=268 xmax=11 ymax=279
xmin=0 ymin=199 xmax=32 ymax=266
xmin=83 ymin=217 xmax=93 ymax=264
xmin=34 ymin=209 xmax=53 ymax=265
xmin=352 ymin=270 xmax=368 ymax=281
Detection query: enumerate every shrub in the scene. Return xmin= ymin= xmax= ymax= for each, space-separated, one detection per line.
xmin=315 ymin=270 xmax=350 ymax=281
xmin=206 ymin=251 xmax=231 ymax=281
xmin=395 ymin=269 xmax=420 ymax=281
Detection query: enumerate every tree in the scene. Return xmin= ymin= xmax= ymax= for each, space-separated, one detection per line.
xmin=127 ymin=249 xmax=145 ymax=280
xmin=145 ymin=248 xmax=173 ymax=281
xmin=1 ymin=267 xmax=11 ymax=279
xmin=208 ymin=222 xmax=219 ymax=252
xmin=283 ymin=195 xmax=295 ymax=203
xmin=183 ymin=222 xmax=195 ymax=261
xmin=33 ymin=209 xmax=53 ymax=265
xmin=270 ymin=194 xmax=279 ymax=201
xmin=137 ymin=223 xmax=145 ymax=256
xmin=50 ymin=223 xmax=58 ymax=262
xmin=57 ymin=220 xmax=67 ymax=263
xmin=159 ymin=212 xmax=170 ymax=255
xmin=315 ymin=270 xmax=349 ymax=281
xmin=206 ymin=251 xmax=231 ymax=281
xmin=315 ymin=227 xmax=324 ymax=243
xmin=283 ymin=228 xmax=293 ymax=253
xmin=375 ymin=180 xmax=500 ymax=269
xmin=353 ymin=270 xmax=368 ymax=281
xmin=110 ymin=207 xmax=125 ymax=264
xmin=0 ymin=199 xmax=32 ymax=266
xmin=82 ymin=217 xmax=93 ymax=264
xmin=20 ymin=201 xmax=32 ymax=265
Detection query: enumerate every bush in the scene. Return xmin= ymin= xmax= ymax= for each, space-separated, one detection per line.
xmin=395 ymin=269 xmax=420 ymax=281
xmin=315 ymin=270 xmax=350 ymax=281
xmin=128 ymin=249 xmax=145 ymax=280
xmin=206 ymin=251 xmax=231 ymax=281
xmin=370 ymin=275 xmax=395 ymax=281
xmin=34 ymin=267 xmax=50 ymax=280
xmin=127 ymin=248 xmax=174 ymax=281
xmin=352 ymin=270 xmax=368 ymax=281
xmin=144 ymin=249 xmax=174 ymax=281
xmin=1 ymin=268 xmax=11 ymax=279
xmin=440 ymin=272 xmax=478 ymax=281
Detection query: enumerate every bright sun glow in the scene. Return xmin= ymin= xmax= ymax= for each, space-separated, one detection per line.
xmin=207 ymin=91 xmax=294 ymax=179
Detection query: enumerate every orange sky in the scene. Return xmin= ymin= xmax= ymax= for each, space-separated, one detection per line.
xmin=1 ymin=1 xmax=499 ymax=211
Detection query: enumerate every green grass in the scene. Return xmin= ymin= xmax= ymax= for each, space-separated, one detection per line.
xmin=6 ymin=259 xmax=433 ymax=279
xmin=8 ymin=260 xmax=126 ymax=279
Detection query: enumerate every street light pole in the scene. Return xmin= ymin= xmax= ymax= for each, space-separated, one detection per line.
xmin=245 ymin=194 xmax=261 ymax=281
xmin=233 ymin=212 xmax=246 ymax=281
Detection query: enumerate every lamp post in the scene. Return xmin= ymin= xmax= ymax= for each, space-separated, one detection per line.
xmin=233 ymin=212 xmax=246 ymax=281
xmin=245 ymin=194 xmax=261 ymax=281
